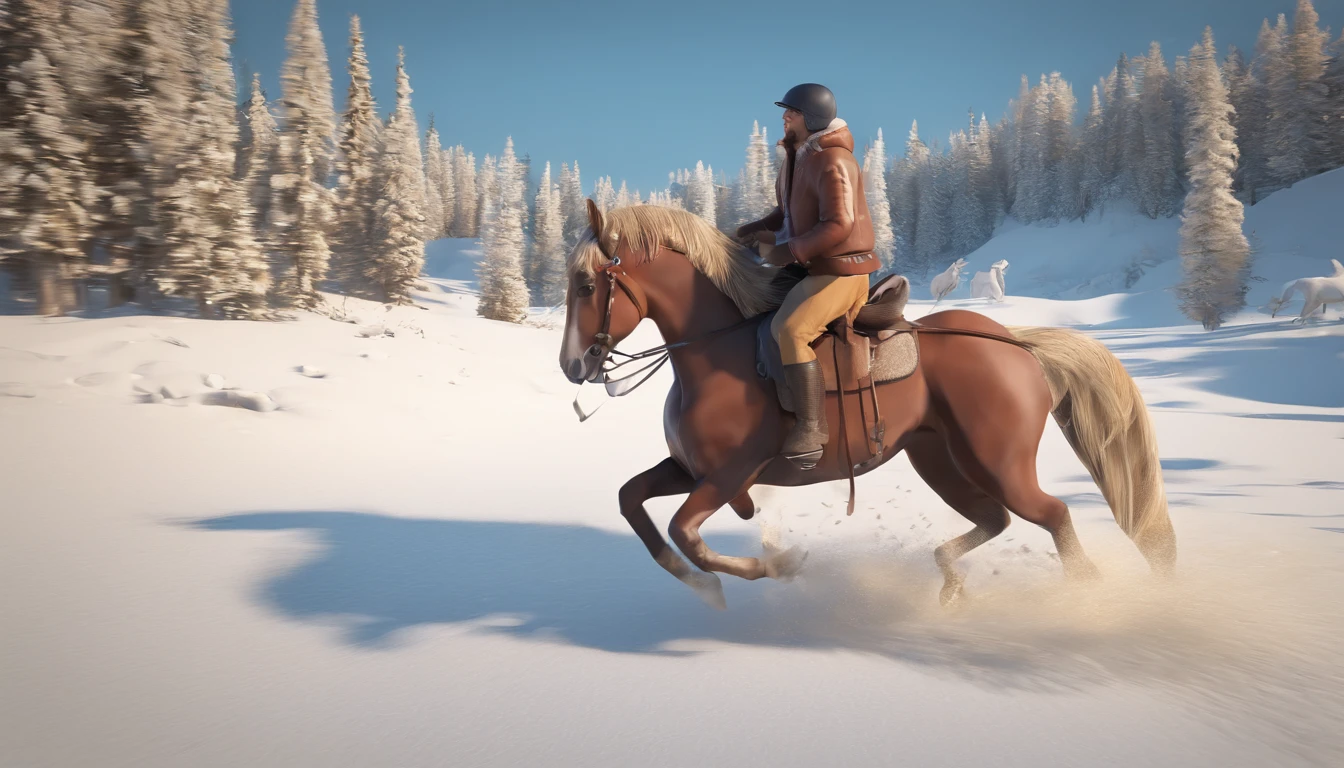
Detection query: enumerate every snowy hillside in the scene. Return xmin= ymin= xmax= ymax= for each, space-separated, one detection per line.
xmin=917 ymin=166 xmax=1344 ymax=326
xmin=3 ymin=196 xmax=1344 ymax=766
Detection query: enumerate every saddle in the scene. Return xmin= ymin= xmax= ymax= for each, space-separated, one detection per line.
xmin=756 ymin=274 xmax=921 ymax=482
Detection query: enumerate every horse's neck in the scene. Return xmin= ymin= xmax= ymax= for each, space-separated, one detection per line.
xmin=645 ymin=273 xmax=741 ymax=349
xmin=641 ymin=258 xmax=744 ymax=347
xmin=634 ymin=256 xmax=752 ymax=390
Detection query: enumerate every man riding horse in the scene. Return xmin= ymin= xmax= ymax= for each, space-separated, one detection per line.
xmin=735 ymin=83 xmax=879 ymax=471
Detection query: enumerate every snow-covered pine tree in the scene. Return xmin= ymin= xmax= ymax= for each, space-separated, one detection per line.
xmin=713 ymin=171 xmax=735 ymax=232
xmin=1287 ymin=0 xmax=1332 ymax=176
xmin=80 ymin=0 xmax=162 ymax=307
xmin=271 ymin=0 xmax=337 ymax=309
xmin=452 ymin=147 xmax=478 ymax=237
xmin=331 ymin=14 xmax=380 ymax=288
xmin=168 ymin=0 xmax=268 ymax=318
xmin=422 ymin=118 xmax=446 ymax=239
xmin=1101 ymin=55 xmax=1139 ymax=204
xmin=1078 ymin=85 xmax=1106 ymax=217
xmin=240 ymin=74 xmax=279 ymax=250
xmin=0 ymin=0 xmax=93 ymax=314
xmin=1324 ymin=33 xmax=1344 ymax=168
xmin=1138 ymin=43 xmax=1180 ymax=218
xmin=987 ymin=115 xmax=1014 ymax=221
xmin=1260 ymin=14 xmax=1298 ymax=190
xmin=914 ymin=151 xmax=950 ymax=274
xmin=862 ymin=128 xmax=896 ymax=270
xmin=477 ymin=154 xmax=498 ymax=236
xmin=946 ymin=128 xmax=981 ymax=255
xmin=533 ymin=162 xmax=567 ymax=306
xmin=439 ymin=146 xmax=456 ymax=237
xmin=1177 ymin=27 xmax=1251 ymax=331
xmin=729 ymin=169 xmax=748 ymax=229
xmin=889 ymin=121 xmax=928 ymax=268
xmin=974 ymin=114 xmax=1005 ymax=231
xmin=1045 ymin=73 xmax=1080 ymax=221
xmin=615 ymin=180 xmax=633 ymax=209
xmin=1171 ymin=54 xmax=1192 ymax=190
xmin=1224 ymin=46 xmax=1265 ymax=203
xmin=740 ymin=120 xmax=775 ymax=225
xmin=476 ymin=142 xmax=529 ymax=323
xmin=688 ymin=161 xmax=716 ymax=224
xmin=1013 ymin=75 xmax=1053 ymax=222
xmin=517 ymin=152 xmax=533 ymax=218
xmin=592 ymin=175 xmax=617 ymax=213
xmin=494 ymin=138 xmax=533 ymax=296
xmin=560 ymin=161 xmax=586 ymax=244
xmin=367 ymin=48 xmax=426 ymax=305
xmin=1118 ymin=60 xmax=1145 ymax=209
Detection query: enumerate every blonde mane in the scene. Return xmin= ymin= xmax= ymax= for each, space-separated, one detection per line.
xmin=569 ymin=204 xmax=792 ymax=317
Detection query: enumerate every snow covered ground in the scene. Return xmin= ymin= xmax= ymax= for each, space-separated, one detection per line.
xmin=3 ymin=187 xmax=1344 ymax=766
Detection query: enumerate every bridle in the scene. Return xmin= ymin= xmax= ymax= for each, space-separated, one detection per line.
xmin=580 ymin=250 xmax=649 ymax=378
xmin=572 ymin=238 xmax=757 ymax=421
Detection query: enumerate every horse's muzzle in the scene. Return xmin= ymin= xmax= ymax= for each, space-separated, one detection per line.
xmin=561 ymin=346 xmax=607 ymax=385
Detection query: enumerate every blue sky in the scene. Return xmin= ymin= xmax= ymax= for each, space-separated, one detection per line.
xmin=232 ymin=0 xmax=1343 ymax=194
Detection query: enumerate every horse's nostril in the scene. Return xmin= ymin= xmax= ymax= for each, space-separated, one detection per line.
xmin=565 ymin=359 xmax=584 ymax=381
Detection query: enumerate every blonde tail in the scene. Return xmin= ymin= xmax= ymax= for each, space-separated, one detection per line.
xmin=1008 ymin=326 xmax=1176 ymax=572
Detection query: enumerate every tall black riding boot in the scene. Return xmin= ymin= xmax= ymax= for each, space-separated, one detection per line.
xmin=781 ymin=359 xmax=828 ymax=470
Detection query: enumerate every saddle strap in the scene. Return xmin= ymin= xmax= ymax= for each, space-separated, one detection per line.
xmin=832 ymin=338 xmax=857 ymax=517
xmin=903 ymin=322 xmax=1035 ymax=351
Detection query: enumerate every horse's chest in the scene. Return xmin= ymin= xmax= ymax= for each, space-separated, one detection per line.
xmin=663 ymin=380 xmax=771 ymax=475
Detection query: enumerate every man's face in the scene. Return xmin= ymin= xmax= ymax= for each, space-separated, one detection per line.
xmin=782 ymin=108 xmax=806 ymax=142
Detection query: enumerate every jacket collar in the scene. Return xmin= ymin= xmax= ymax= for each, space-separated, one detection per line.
xmin=780 ymin=118 xmax=852 ymax=159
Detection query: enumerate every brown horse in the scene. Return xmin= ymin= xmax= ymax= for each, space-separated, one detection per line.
xmin=559 ymin=202 xmax=1176 ymax=609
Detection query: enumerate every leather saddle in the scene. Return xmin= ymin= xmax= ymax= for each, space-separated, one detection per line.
xmin=756 ymin=273 xmax=914 ymax=398
xmin=755 ymin=273 xmax=919 ymax=473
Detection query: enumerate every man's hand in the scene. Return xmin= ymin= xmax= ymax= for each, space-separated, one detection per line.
xmin=760 ymin=243 xmax=796 ymax=267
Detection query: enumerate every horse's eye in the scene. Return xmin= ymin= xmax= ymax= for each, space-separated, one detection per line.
xmin=577 ymin=283 xmax=595 ymax=298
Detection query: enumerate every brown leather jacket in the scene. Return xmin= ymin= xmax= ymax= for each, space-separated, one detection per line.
xmin=742 ymin=119 xmax=878 ymax=277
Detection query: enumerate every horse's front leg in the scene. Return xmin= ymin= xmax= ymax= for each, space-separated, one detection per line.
xmin=618 ymin=457 xmax=727 ymax=609
xmin=667 ymin=460 xmax=806 ymax=588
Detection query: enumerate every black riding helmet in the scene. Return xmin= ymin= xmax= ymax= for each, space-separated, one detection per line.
xmin=775 ymin=83 xmax=837 ymax=132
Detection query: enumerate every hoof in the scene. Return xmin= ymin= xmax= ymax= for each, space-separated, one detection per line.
xmin=764 ymin=545 xmax=809 ymax=581
xmin=939 ymin=576 xmax=965 ymax=607
xmin=682 ymin=570 xmax=727 ymax=610
xmin=734 ymin=505 xmax=761 ymax=521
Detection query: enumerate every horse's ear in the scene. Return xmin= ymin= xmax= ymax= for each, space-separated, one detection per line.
xmin=1331 ymin=258 xmax=1344 ymax=277
xmin=586 ymin=198 xmax=604 ymax=240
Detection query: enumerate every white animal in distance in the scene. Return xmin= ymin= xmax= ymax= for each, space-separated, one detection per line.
xmin=930 ymin=258 xmax=968 ymax=303
xmin=1268 ymin=259 xmax=1344 ymax=323
xmin=970 ymin=259 xmax=1010 ymax=302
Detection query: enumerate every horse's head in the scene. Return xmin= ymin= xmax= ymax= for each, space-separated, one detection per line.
xmin=953 ymin=258 xmax=968 ymax=273
xmin=560 ymin=200 xmax=650 ymax=384
xmin=991 ymin=259 xmax=1010 ymax=272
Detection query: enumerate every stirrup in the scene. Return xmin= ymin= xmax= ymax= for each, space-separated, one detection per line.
xmin=784 ymin=447 xmax=824 ymax=470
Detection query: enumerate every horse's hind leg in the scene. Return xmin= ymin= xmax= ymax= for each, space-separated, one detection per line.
xmin=906 ymin=435 xmax=1010 ymax=606
xmin=943 ymin=428 xmax=1100 ymax=581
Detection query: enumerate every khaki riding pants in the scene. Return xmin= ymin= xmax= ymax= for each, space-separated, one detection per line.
xmin=771 ymin=274 xmax=871 ymax=365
